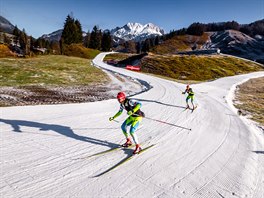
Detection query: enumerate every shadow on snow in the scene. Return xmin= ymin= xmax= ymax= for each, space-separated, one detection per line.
xmin=0 ymin=118 xmax=120 ymax=148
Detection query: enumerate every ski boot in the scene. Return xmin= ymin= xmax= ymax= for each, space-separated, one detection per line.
xmin=133 ymin=144 xmax=142 ymax=154
xmin=122 ymin=138 xmax=132 ymax=147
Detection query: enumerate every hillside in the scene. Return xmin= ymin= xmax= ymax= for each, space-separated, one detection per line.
xmin=208 ymin=30 xmax=264 ymax=63
xmin=151 ymin=30 xmax=264 ymax=64
xmin=151 ymin=33 xmax=210 ymax=54
xmin=140 ymin=54 xmax=263 ymax=81
xmin=0 ymin=15 xmax=15 ymax=34
xmin=0 ymin=44 xmax=15 ymax=57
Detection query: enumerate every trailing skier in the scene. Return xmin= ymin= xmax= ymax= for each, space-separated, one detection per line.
xmin=182 ymin=84 xmax=195 ymax=110
xmin=109 ymin=92 xmax=145 ymax=154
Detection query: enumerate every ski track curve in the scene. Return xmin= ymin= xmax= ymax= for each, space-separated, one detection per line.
xmin=1 ymin=52 xmax=264 ymax=198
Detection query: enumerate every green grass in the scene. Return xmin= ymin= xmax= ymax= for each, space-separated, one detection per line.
xmin=0 ymin=55 xmax=109 ymax=86
xmin=104 ymin=53 xmax=133 ymax=62
xmin=64 ymin=44 xmax=101 ymax=59
xmin=141 ymin=54 xmax=263 ymax=81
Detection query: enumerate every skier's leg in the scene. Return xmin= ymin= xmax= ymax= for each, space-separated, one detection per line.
xmin=129 ymin=117 xmax=142 ymax=145
xmin=191 ymin=96 xmax=194 ymax=109
xmin=186 ymin=96 xmax=190 ymax=108
xmin=121 ymin=117 xmax=133 ymax=146
xmin=130 ymin=117 xmax=143 ymax=154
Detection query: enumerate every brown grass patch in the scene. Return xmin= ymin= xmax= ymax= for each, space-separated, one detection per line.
xmin=0 ymin=44 xmax=15 ymax=58
xmin=234 ymin=77 xmax=264 ymax=127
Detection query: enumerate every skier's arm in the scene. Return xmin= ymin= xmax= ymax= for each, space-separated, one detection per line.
xmin=109 ymin=107 xmax=123 ymax=121
xmin=113 ymin=109 xmax=123 ymax=119
xmin=128 ymin=100 xmax=142 ymax=115
xmin=132 ymin=102 xmax=141 ymax=113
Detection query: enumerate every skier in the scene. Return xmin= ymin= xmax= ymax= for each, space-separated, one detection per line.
xmin=182 ymin=85 xmax=195 ymax=109
xmin=109 ymin=92 xmax=145 ymax=154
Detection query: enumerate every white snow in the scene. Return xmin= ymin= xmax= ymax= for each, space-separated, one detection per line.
xmin=1 ymin=52 xmax=264 ymax=198
xmin=112 ymin=22 xmax=164 ymax=41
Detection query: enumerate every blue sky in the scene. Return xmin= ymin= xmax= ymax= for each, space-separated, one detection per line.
xmin=1 ymin=0 xmax=263 ymax=38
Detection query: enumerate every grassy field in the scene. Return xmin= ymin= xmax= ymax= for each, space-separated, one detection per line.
xmin=141 ymin=54 xmax=263 ymax=81
xmin=234 ymin=77 xmax=264 ymax=126
xmin=64 ymin=44 xmax=101 ymax=59
xmin=0 ymin=55 xmax=108 ymax=86
xmin=103 ymin=53 xmax=133 ymax=62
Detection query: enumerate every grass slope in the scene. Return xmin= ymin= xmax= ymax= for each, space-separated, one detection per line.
xmin=151 ymin=33 xmax=210 ymax=54
xmin=0 ymin=44 xmax=15 ymax=58
xmin=0 ymin=55 xmax=108 ymax=86
xmin=141 ymin=54 xmax=263 ymax=81
xmin=103 ymin=53 xmax=133 ymax=62
xmin=234 ymin=77 xmax=264 ymax=126
xmin=64 ymin=44 xmax=100 ymax=59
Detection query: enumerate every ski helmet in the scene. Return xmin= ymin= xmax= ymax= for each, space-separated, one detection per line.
xmin=186 ymin=84 xmax=190 ymax=89
xmin=117 ymin=92 xmax=126 ymax=102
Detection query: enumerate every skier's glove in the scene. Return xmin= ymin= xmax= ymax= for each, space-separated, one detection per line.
xmin=109 ymin=117 xmax=114 ymax=121
xmin=182 ymin=92 xmax=185 ymax=94
xmin=127 ymin=111 xmax=133 ymax=116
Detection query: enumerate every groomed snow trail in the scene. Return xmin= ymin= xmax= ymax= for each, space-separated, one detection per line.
xmin=1 ymin=53 xmax=264 ymax=198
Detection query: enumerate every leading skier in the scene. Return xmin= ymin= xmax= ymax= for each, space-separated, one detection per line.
xmin=109 ymin=92 xmax=144 ymax=154
xmin=182 ymin=84 xmax=195 ymax=110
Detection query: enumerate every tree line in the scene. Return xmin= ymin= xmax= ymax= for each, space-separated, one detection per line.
xmin=183 ymin=19 xmax=264 ymax=36
xmin=60 ymin=14 xmax=112 ymax=54
xmin=1 ymin=15 xmax=263 ymax=56
xmin=1 ymin=14 xmax=112 ymax=56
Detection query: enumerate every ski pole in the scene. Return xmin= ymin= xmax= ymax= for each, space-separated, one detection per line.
xmin=144 ymin=116 xmax=191 ymax=131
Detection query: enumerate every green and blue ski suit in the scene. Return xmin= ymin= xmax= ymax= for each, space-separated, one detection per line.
xmin=112 ymin=98 xmax=144 ymax=144
xmin=182 ymin=87 xmax=195 ymax=108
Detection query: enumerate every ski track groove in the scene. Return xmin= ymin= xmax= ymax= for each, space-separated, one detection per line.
xmin=191 ymin=114 xmax=240 ymax=197
xmin=170 ymin=96 xmax=231 ymax=192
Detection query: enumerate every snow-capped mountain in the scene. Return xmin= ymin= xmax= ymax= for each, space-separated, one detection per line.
xmin=41 ymin=29 xmax=63 ymax=42
xmin=41 ymin=29 xmax=87 ymax=42
xmin=110 ymin=22 xmax=165 ymax=42
xmin=0 ymin=15 xmax=15 ymax=34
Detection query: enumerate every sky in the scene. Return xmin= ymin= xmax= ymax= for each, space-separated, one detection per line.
xmin=0 ymin=0 xmax=263 ymax=38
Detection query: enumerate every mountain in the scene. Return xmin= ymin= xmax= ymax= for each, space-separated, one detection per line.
xmin=41 ymin=29 xmax=63 ymax=42
xmin=41 ymin=29 xmax=87 ymax=42
xmin=207 ymin=30 xmax=264 ymax=63
xmin=40 ymin=22 xmax=164 ymax=43
xmin=151 ymin=29 xmax=264 ymax=63
xmin=0 ymin=15 xmax=15 ymax=34
xmin=110 ymin=22 xmax=165 ymax=42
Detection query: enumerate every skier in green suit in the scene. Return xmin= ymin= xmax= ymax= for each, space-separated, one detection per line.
xmin=109 ymin=92 xmax=145 ymax=154
xmin=182 ymin=84 xmax=195 ymax=110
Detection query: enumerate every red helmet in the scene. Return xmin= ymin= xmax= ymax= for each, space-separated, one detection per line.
xmin=186 ymin=84 xmax=190 ymax=89
xmin=117 ymin=92 xmax=126 ymax=102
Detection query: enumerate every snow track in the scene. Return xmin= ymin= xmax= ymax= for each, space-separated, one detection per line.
xmin=1 ymin=53 xmax=264 ymax=198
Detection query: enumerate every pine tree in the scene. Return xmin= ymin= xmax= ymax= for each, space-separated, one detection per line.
xmin=19 ymin=29 xmax=28 ymax=52
xmin=154 ymin=36 xmax=160 ymax=45
xmin=60 ymin=14 xmax=84 ymax=55
xmin=12 ymin=25 xmax=20 ymax=37
xmin=89 ymin=25 xmax=101 ymax=50
xmin=142 ymin=39 xmax=150 ymax=52
xmin=101 ymin=31 xmax=112 ymax=51
xmin=75 ymin=19 xmax=83 ymax=43
xmin=84 ymin=31 xmax=90 ymax=48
